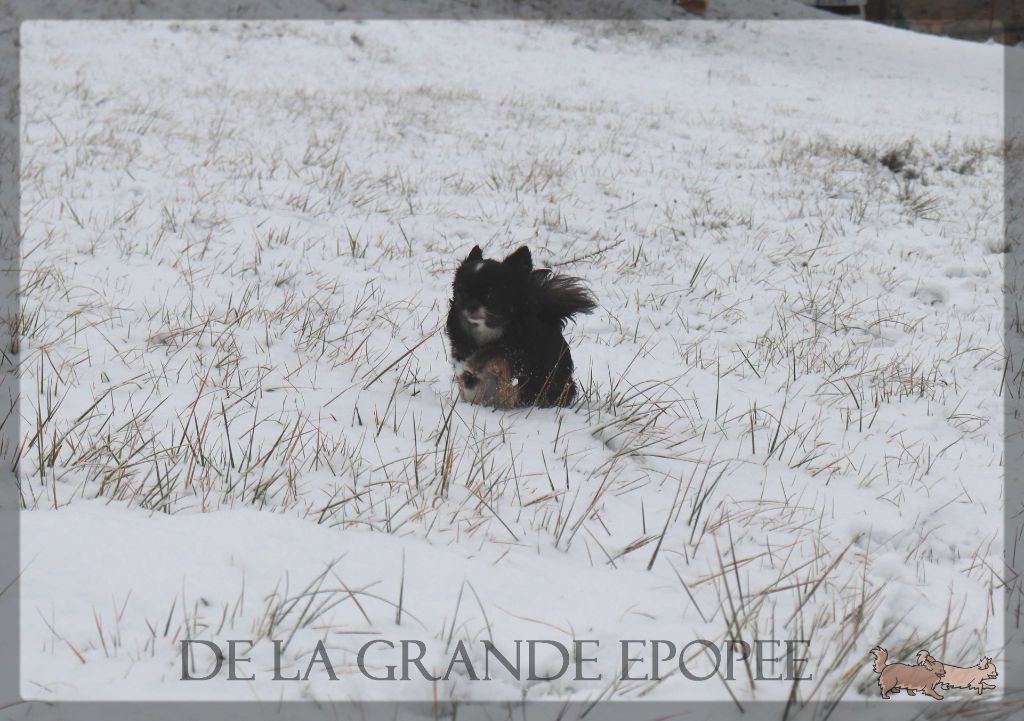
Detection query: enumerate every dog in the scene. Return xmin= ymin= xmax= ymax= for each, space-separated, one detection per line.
xmin=869 ymin=646 xmax=945 ymax=700
xmin=917 ymin=651 xmax=998 ymax=695
xmin=446 ymin=245 xmax=596 ymax=408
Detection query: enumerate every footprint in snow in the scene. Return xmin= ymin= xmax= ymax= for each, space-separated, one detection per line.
xmin=912 ymin=284 xmax=948 ymax=307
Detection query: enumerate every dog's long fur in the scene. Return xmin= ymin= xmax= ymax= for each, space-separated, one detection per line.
xmin=447 ymin=245 xmax=596 ymax=408
xmin=917 ymin=651 xmax=998 ymax=695
xmin=869 ymin=647 xmax=945 ymax=700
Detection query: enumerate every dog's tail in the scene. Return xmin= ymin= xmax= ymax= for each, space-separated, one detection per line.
xmin=870 ymin=647 xmax=887 ymax=674
xmin=530 ymin=269 xmax=597 ymax=328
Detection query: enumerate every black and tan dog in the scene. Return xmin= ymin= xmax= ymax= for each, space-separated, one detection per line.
xmin=446 ymin=245 xmax=596 ymax=408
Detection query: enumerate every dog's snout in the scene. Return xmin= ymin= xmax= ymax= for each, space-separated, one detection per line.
xmin=463 ymin=304 xmax=485 ymax=320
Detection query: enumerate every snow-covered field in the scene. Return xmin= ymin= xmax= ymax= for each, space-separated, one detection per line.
xmin=18 ymin=17 xmax=1004 ymax=706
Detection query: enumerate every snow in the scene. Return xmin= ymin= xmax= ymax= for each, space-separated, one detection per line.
xmin=18 ymin=16 xmax=1004 ymax=704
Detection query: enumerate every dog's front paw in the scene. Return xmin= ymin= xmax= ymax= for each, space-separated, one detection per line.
xmin=457 ymin=370 xmax=483 ymax=404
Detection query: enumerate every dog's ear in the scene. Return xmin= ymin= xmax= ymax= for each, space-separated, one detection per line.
xmin=503 ymin=245 xmax=532 ymax=275
xmin=466 ymin=245 xmax=483 ymax=262
xmin=915 ymin=650 xmax=931 ymax=665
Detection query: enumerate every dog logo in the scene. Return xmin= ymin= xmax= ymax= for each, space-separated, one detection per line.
xmin=868 ymin=646 xmax=998 ymax=700
xmin=869 ymin=647 xmax=946 ymax=700
xmin=919 ymin=651 xmax=999 ymax=695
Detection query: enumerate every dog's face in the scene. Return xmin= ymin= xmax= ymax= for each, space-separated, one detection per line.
xmin=978 ymin=657 xmax=997 ymax=680
xmin=923 ymin=656 xmax=945 ymax=678
xmin=916 ymin=652 xmax=945 ymax=678
xmin=451 ymin=245 xmax=533 ymax=344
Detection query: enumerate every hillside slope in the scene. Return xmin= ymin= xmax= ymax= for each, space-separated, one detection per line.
xmin=18 ymin=18 xmax=1003 ymax=704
